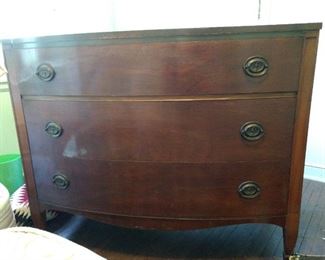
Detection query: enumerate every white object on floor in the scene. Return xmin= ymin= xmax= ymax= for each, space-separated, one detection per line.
xmin=0 ymin=226 xmax=106 ymax=260
xmin=0 ymin=182 xmax=16 ymax=229
xmin=0 ymin=65 xmax=7 ymax=77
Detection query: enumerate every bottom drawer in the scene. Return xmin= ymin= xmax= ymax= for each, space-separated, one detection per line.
xmin=34 ymin=158 xmax=289 ymax=219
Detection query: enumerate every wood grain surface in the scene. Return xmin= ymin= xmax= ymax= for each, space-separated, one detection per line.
xmin=6 ymin=38 xmax=302 ymax=96
xmin=23 ymin=97 xmax=296 ymax=163
xmin=3 ymin=23 xmax=322 ymax=257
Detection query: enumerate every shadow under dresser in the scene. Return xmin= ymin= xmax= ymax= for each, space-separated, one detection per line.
xmin=2 ymin=23 xmax=322 ymax=257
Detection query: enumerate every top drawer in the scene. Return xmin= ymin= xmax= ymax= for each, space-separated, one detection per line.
xmin=6 ymin=37 xmax=303 ymax=96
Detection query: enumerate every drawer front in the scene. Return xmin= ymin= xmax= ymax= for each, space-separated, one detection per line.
xmin=23 ymin=97 xmax=296 ymax=163
xmin=33 ymin=159 xmax=289 ymax=218
xmin=9 ymin=37 xmax=303 ymax=96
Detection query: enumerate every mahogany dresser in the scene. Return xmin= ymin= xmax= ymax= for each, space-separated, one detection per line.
xmin=3 ymin=23 xmax=322 ymax=257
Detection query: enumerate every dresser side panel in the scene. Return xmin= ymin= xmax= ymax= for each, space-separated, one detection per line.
xmin=3 ymin=48 xmax=45 ymax=228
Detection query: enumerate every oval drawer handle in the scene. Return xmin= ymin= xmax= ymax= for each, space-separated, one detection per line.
xmin=243 ymin=56 xmax=269 ymax=77
xmin=36 ymin=63 xmax=55 ymax=81
xmin=238 ymin=181 xmax=261 ymax=199
xmin=52 ymin=174 xmax=70 ymax=190
xmin=45 ymin=121 xmax=63 ymax=138
xmin=240 ymin=121 xmax=264 ymax=141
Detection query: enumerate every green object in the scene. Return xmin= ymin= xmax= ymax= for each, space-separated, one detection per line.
xmin=0 ymin=154 xmax=24 ymax=194
xmin=0 ymin=90 xmax=20 ymax=155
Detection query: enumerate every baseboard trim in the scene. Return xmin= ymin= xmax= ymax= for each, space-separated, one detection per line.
xmin=304 ymin=165 xmax=325 ymax=183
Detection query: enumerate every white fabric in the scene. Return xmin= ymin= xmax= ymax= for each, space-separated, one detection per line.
xmin=0 ymin=183 xmax=10 ymax=211
xmin=0 ymin=183 xmax=16 ymax=229
xmin=0 ymin=65 xmax=7 ymax=77
xmin=0 ymin=227 xmax=106 ymax=260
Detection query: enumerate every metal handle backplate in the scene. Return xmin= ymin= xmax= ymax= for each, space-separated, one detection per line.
xmin=36 ymin=63 xmax=55 ymax=81
xmin=52 ymin=174 xmax=70 ymax=190
xmin=243 ymin=56 xmax=269 ymax=77
xmin=240 ymin=121 xmax=264 ymax=141
xmin=238 ymin=181 xmax=261 ymax=199
xmin=45 ymin=121 xmax=63 ymax=138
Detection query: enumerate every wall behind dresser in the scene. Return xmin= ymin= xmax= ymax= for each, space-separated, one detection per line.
xmin=0 ymin=0 xmax=324 ymax=180
xmin=259 ymin=0 xmax=325 ymax=181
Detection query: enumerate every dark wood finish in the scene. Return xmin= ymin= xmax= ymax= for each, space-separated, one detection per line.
xmin=5 ymin=38 xmax=302 ymax=96
xmin=284 ymin=31 xmax=321 ymax=257
xmin=45 ymin=179 xmax=325 ymax=259
xmin=3 ymin=23 xmax=321 ymax=47
xmin=23 ymin=98 xmax=296 ymax=163
xmin=4 ymin=56 xmax=46 ymax=229
xmin=3 ymin=23 xmax=322 ymax=258
xmin=34 ymin=160 xmax=290 ymax=219
xmin=48 ymin=206 xmax=286 ymax=231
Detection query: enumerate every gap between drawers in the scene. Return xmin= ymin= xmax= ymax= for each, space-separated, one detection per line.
xmin=22 ymin=92 xmax=297 ymax=102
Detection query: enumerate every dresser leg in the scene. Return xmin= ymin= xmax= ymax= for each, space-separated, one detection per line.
xmin=283 ymin=214 xmax=299 ymax=258
xmin=283 ymin=228 xmax=296 ymax=258
xmin=31 ymin=210 xmax=47 ymax=229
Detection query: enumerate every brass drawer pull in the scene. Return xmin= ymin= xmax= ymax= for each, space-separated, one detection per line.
xmin=36 ymin=63 xmax=55 ymax=81
xmin=52 ymin=174 xmax=70 ymax=190
xmin=243 ymin=56 xmax=269 ymax=77
xmin=238 ymin=181 xmax=261 ymax=199
xmin=45 ymin=121 xmax=63 ymax=138
xmin=240 ymin=121 xmax=264 ymax=141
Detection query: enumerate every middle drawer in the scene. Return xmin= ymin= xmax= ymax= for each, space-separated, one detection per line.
xmin=23 ymin=97 xmax=296 ymax=163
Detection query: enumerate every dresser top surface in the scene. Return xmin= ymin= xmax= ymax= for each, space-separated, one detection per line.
xmin=2 ymin=23 xmax=322 ymax=49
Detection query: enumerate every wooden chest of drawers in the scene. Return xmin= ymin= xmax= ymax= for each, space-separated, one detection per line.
xmin=3 ymin=23 xmax=321 ymax=256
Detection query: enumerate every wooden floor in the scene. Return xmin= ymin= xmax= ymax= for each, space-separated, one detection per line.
xmin=48 ymin=179 xmax=325 ymax=259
